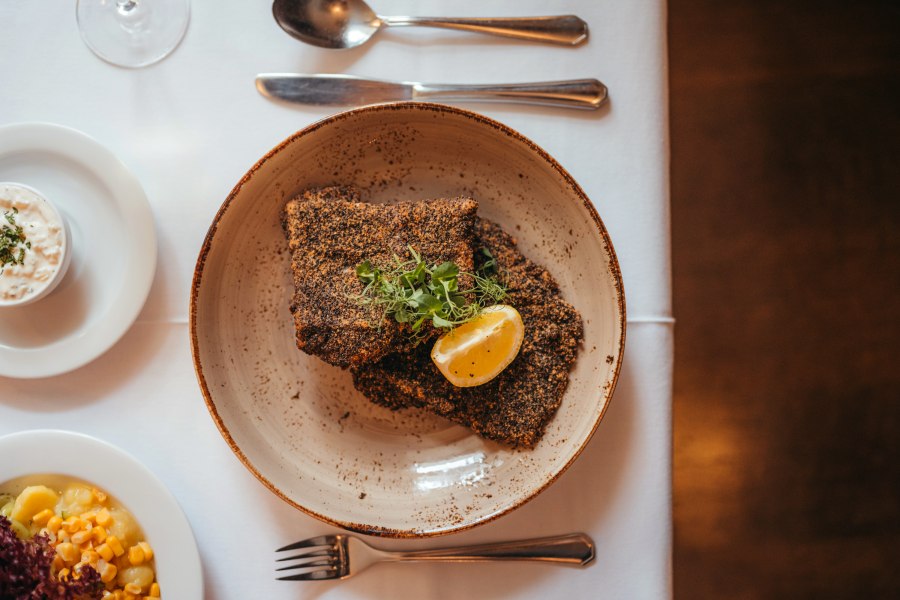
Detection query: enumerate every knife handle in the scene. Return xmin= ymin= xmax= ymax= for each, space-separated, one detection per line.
xmin=380 ymin=15 xmax=588 ymax=46
xmin=413 ymin=79 xmax=608 ymax=111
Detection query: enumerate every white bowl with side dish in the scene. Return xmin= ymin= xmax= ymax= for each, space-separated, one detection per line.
xmin=0 ymin=430 xmax=203 ymax=597
xmin=191 ymin=103 xmax=626 ymax=537
xmin=0 ymin=123 xmax=157 ymax=379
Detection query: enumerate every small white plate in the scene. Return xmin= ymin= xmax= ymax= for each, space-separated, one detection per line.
xmin=0 ymin=430 xmax=203 ymax=597
xmin=0 ymin=123 xmax=156 ymax=378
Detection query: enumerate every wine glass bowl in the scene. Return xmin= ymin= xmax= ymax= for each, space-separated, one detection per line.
xmin=76 ymin=0 xmax=191 ymax=68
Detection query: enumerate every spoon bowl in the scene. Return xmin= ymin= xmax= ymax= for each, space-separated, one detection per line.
xmin=272 ymin=0 xmax=589 ymax=49
xmin=274 ymin=0 xmax=379 ymax=49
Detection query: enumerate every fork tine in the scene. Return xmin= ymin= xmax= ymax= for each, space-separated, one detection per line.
xmin=276 ymin=557 xmax=338 ymax=572
xmin=276 ymin=535 xmax=337 ymax=553
xmin=276 ymin=547 xmax=335 ymax=563
xmin=277 ymin=567 xmax=340 ymax=582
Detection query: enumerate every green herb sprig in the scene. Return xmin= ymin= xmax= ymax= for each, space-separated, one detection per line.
xmin=354 ymin=246 xmax=507 ymax=343
xmin=0 ymin=208 xmax=30 ymax=274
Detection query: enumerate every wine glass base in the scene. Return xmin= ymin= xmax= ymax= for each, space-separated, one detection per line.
xmin=76 ymin=0 xmax=191 ymax=68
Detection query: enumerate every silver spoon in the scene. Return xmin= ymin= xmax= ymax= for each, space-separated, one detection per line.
xmin=272 ymin=0 xmax=589 ymax=49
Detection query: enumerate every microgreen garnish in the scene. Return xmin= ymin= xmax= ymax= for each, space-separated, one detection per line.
xmin=0 ymin=208 xmax=28 ymax=274
xmin=354 ymin=246 xmax=508 ymax=343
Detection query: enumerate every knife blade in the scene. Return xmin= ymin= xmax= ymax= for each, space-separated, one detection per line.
xmin=257 ymin=74 xmax=413 ymax=106
xmin=256 ymin=74 xmax=608 ymax=110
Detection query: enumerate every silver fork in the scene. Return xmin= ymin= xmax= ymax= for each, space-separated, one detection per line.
xmin=276 ymin=533 xmax=595 ymax=581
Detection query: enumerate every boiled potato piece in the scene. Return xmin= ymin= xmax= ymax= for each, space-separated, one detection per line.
xmin=10 ymin=485 xmax=58 ymax=523
xmin=117 ymin=565 xmax=154 ymax=590
xmin=9 ymin=519 xmax=30 ymax=539
xmin=107 ymin=507 xmax=140 ymax=546
xmin=60 ymin=483 xmax=95 ymax=516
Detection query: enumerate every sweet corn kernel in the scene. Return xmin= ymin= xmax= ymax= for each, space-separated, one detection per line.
xmin=51 ymin=555 xmax=64 ymax=571
xmin=128 ymin=545 xmax=145 ymax=565
xmin=72 ymin=530 xmax=92 ymax=545
xmin=149 ymin=583 xmax=160 ymax=597
xmin=80 ymin=550 xmax=99 ymax=565
xmin=32 ymin=509 xmax=54 ymax=525
xmin=95 ymin=508 xmax=112 ymax=527
xmin=63 ymin=517 xmax=84 ymax=533
xmin=96 ymin=543 xmax=114 ymax=562
xmin=56 ymin=542 xmax=79 ymax=563
xmin=58 ymin=567 xmax=70 ymax=581
xmin=98 ymin=560 xmax=117 ymax=583
xmin=47 ymin=515 xmax=63 ymax=533
xmin=92 ymin=526 xmax=108 ymax=544
xmin=57 ymin=530 xmax=71 ymax=544
xmin=107 ymin=535 xmax=125 ymax=557
xmin=124 ymin=583 xmax=142 ymax=595
xmin=92 ymin=488 xmax=108 ymax=504
xmin=137 ymin=541 xmax=153 ymax=561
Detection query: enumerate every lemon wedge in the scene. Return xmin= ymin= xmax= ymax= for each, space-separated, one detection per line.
xmin=431 ymin=304 xmax=524 ymax=387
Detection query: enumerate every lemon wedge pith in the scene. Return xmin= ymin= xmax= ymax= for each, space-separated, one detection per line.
xmin=430 ymin=304 xmax=524 ymax=388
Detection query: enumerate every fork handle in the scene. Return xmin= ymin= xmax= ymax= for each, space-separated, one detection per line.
xmin=392 ymin=533 xmax=595 ymax=566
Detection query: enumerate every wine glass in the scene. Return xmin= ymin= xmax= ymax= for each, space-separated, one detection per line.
xmin=76 ymin=0 xmax=191 ymax=68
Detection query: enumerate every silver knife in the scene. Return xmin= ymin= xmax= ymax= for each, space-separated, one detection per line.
xmin=256 ymin=74 xmax=608 ymax=110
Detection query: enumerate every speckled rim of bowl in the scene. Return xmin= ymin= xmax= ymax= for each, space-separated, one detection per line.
xmin=189 ymin=102 xmax=626 ymax=537
xmin=0 ymin=182 xmax=72 ymax=308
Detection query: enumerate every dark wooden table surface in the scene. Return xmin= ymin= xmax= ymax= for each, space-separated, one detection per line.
xmin=670 ymin=1 xmax=900 ymax=597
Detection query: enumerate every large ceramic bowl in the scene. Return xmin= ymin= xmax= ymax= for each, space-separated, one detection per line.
xmin=191 ymin=103 xmax=625 ymax=537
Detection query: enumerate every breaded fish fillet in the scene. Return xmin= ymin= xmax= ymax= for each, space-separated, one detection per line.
xmin=351 ymin=218 xmax=584 ymax=448
xmin=281 ymin=187 xmax=478 ymax=368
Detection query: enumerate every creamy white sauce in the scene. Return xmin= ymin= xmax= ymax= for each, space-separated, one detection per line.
xmin=0 ymin=183 xmax=65 ymax=303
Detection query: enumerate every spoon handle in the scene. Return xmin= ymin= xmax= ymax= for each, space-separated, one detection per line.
xmin=379 ymin=15 xmax=588 ymax=46
xmin=413 ymin=79 xmax=607 ymax=110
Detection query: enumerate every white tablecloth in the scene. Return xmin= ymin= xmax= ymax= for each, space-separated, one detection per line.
xmin=0 ymin=1 xmax=671 ymax=598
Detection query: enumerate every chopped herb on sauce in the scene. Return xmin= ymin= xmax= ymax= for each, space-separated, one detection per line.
xmin=0 ymin=208 xmax=28 ymax=273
